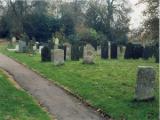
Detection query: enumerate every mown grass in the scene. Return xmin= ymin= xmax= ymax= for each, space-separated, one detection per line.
xmin=0 ymin=69 xmax=52 ymax=120
xmin=0 ymin=45 xmax=159 ymax=120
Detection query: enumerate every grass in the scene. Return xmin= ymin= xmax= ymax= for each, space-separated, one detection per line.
xmin=0 ymin=69 xmax=52 ymax=120
xmin=0 ymin=44 xmax=159 ymax=120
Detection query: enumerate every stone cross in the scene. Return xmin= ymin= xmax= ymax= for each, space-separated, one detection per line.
xmin=135 ymin=66 xmax=156 ymax=101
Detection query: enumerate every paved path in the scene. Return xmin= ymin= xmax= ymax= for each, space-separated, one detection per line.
xmin=0 ymin=54 xmax=107 ymax=120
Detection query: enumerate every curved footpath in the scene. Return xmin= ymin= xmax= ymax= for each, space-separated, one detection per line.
xmin=0 ymin=54 xmax=107 ymax=120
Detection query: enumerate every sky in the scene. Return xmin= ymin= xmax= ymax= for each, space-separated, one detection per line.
xmin=128 ymin=0 xmax=146 ymax=29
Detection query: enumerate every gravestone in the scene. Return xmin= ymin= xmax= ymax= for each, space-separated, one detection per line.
xmin=83 ymin=44 xmax=95 ymax=64
xmin=64 ymin=43 xmax=71 ymax=60
xmin=52 ymin=49 xmax=64 ymax=65
xmin=97 ymin=46 xmax=101 ymax=56
xmin=19 ymin=40 xmax=27 ymax=52
xmin=71 ymin=44 xmax=80 ymax=61
xmin=101 ymin=43 xmax=108 ymax=59
xmin=15 ymin=44 xmax=19 ymax=52
xmin=39 ymin=46 xmax=44 ymax=54
xmin=41 ymin=46 xmax=51 ymax=62
xmin=111 ymin=43 xmax=117 ymax=59
xmin=135 ymin=66 xmax=156 ymax=101
xmin=12 ymin=37 xmax=16 ymax=43
xmin=108 ymin=41 xmax=111 ymax=59
xmin=33 ymin=45 xmax=37 ymax=51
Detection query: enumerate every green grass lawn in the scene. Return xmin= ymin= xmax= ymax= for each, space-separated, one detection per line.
xmin=0 ymin=45 xmax=159 ymax=120
xmin=0 ymin=70 xmax=52 ymax=120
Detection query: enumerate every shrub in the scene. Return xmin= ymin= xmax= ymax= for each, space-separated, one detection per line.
xmin=41 ymin=46 xmax=51 ymax=62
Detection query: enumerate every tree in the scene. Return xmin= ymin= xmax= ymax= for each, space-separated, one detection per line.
xmin=86 ymin=0 xmax=131 ymax=43
xmin=139 ymin=0 xmax=159 ymax=42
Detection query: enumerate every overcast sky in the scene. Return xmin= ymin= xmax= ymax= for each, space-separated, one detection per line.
xmin=128 ymin=0 xmax=146 ymax=29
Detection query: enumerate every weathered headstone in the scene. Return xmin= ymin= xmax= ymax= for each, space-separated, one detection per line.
xmin=108 ymin=41 xmax=111 ymax=59
xmin=41 ymin=46 xmax=51 ymax=62
xmin=39 ymin=46 xmax=44 ymax=54
xmin=83 ymin=44 xmax=95 ymax=64
xmin=64 ymin=43 xmax=71 ymax=60
xmin=15 ymin=44 xmax=19 ymax=52
xmin=12 ymin=37 xmax=16 ymax=43
xmin=19 ymin=40 xmax=27 ymax=52
xmin=135 ymin=66 xmax=156 ymax=101
xmin=52 ymin=49 xmax=64 ymax=65
xmin=97 ymin=46 xmax=101 ymax=56
xmin=111 ymin=43 xmax=118 ymax=59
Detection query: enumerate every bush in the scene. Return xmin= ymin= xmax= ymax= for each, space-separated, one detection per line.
xmin=71 ymin=44 xmax=80 ymax=61
xmin=41 ymin=46 xmax=51 ymax=62
xmin=111 ymin=43 xmax=117 ymax=59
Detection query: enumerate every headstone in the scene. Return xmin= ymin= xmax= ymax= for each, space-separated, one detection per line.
xmin=83 ymin=44 xmax=95 ymax=64
xmin=111 ymin=43 xmax=118 ymax=59
xmin=52 ymin=49 xmax=64 ymax=65
xmin=97 ymin=46 xmax=101 ymax=56
xmin=19 ymin=40 xmax=27 ymax=52
xmin=71 ymin=44 xmax=80 ymax=61
xmin=15 ymin=45 xmax=19 ymax=51
xmin=108 ymin=41 xmax=111 ymax=59
xmin=117 ymin=46 xmax=120 ymax=58
xmin=64 ymin=43 xmax=71 ymax=60
xmin=12 ymin=37 xmax=16 ymax=43
xmin=41 ymin=46 xmax=51 ymax=62
xmin=101 ymin=43 xmax=108 ymax=59
xmin=135 ymin=66 xmax=156 ymax=101
xmin=39 ymin=46 xmax=44 ymax=54
xmin=33 ymin=45 xmax=37 ymax=51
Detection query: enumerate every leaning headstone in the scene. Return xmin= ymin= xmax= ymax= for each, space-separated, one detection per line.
xmin=135 ymin=66 xmax=156 ymax=101
xmin=39 ymin=46 xmax=44 ymax=54
xmin=83 ymin=44 xmax=95 ymax=64
xmin=64 ymin=43 xmax=71 ymax=60
xmin=19 ymin=40 xmax=27 ymax=53
xmin=52 ymin=49 xmax=64 ymax=65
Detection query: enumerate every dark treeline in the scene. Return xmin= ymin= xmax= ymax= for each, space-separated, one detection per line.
xmin=0 ymin=0 xmax=130 ymax=47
